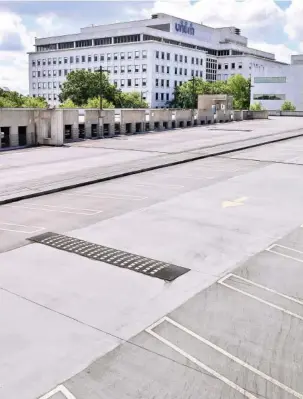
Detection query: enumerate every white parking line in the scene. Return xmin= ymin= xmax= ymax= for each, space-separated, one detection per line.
xmin=266 ymin=244 xmax=303 ymax=263
xmin=146 ymin=318 xmax=258 ymax=399
xmin=0 ymin=222 xmax=45 ymax=234
xmin=5 ymin=204 xmax=103 ymax=216
xmin=218 ymin=274 xmax=303 ymax=322
xmin=150 ymin=317 xmax=303 ymax=399
xmin=220 ymin=273 xmax=303 ymax=305
xmin=38 ymin=384 xmax=76 ymax=399
xmin=150 ymin=172 xmax=206 ymax=180
xmin=65 ymin=192 xmax=147 ymax=201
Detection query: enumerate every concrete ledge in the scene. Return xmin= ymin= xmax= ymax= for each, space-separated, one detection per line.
xmin=1 ymin=128 xmax=303 ymax=206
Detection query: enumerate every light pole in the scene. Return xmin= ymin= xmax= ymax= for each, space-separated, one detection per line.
xmin=191 ymin=75 xmax=196 ymax=109
xmin=98 ymin=65 xmax=110 ymax=137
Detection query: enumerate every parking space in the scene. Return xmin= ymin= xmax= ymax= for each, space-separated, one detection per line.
xmin=0 ymin=156 xmax=263 ymax=253
xmin=58 ymin=224 xmax=303 ymax=399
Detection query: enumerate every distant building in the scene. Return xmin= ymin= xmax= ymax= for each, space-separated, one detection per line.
xmin=251 ymin=55 xmax=303 ymax=111
xmin=28 ymin=13 xmax=286 ymax=107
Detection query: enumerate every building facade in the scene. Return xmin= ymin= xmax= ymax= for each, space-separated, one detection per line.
xmin=251 ymin=55 xmax=303 ymax=111
xmin=28 ymin=13 xmax=286 ymax=107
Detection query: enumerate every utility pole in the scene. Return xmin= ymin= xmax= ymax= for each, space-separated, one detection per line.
xmin=98 ymin=65 xmax=110 ymax=137
xmin=192 ymin=76 xmax=196 ymax=109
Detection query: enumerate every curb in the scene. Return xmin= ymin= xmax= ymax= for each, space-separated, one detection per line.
xmin=1 ymin=130 xmax=303 ymax=206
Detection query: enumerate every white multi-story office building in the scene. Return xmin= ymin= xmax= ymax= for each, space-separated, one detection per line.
xmin=28 ymin=13 xmax=286 ymax=107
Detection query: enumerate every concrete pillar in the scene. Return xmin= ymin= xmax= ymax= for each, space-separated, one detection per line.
xmin=50 ymin=110 xmax=64 ymax=146
xmin=85 ymin=123 xmax=92 ymax=139
xmin=72 ymin=122 xmax=78 ymax=140
xmin=109 ymin=123 xmax=115 ymax=137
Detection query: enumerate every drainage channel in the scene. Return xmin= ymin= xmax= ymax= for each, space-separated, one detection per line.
xmin=28 ymin=232 xmax=190 ymax=282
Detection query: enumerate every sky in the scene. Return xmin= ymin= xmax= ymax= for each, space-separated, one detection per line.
xmin=0 ymin=0 xmax=302 ymax=94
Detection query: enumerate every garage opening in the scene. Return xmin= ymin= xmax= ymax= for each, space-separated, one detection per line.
xmin=163 ymin=121 xmax=168 ymax=129
xmin=125 ymin=123 xmax=132 ymax=134
xmin=78 ymin=124 xmax=85 ymax=139
xmin=18 ymin=126 xmax=27 ymax=146
xmin=135 ymin=122 xmax=141 ymax=133
xmin=0 ymin=127 xmax=10 ymax=148
xmin=64 ymin=125 xmax=72 ymax=140
xmin=91 ymin=124 xmax=98 ymax=138
xmin=103 ymin=123 xmax=110 ymax=137
xmin=179 ymin=121 xmax=184 ymax=128
xmin=172 ymin=121 xmax=176 ymax=129
xmin=207 ymin=120 xmax=211 ymax=124
xmin=114 ymin=123 xmax=120 ymax=135
xmin=194 ymin=119 xmax=197 ymax=126
xmin=154 ymin=121 xmax=160 ymax=130
xmin=201 ymin=120 xmax=205 ymax=125
xmin=186 ymin=121 xmax=191 ymax=127
xmin=145 ymin=122 xmax=150 ymax=131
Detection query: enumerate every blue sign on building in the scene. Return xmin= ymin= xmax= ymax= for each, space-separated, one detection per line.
xmin=175 ymin=20 xmax=195 ymax=36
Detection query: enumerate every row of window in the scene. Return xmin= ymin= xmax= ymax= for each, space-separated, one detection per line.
xmin=33 ymin=82 xmax=62 ymax=89
xmin=32 ymin=51 xmax=148 ymax=67
xmin=32 ymin=64 xmax=148 ymax=78
xmin=155 ymin=93 xmax=170 ymax=102
xmin=32 ymin=93 xmax=58 ymax=101
xmin=218 ymin=62 xmax=242 ymax=70
xmin=155 ymin=51 xmax=203 ymax=66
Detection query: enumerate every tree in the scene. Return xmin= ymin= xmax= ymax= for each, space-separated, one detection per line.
xmin=59 ymin=99 xmax=78 ymax=108
xmin=59 ymin=70 xmax=117 ymax=106
xmin=22 ymin=96 xmax=48 ymax=108
xmin=0 ymin=89 xmax=47 ymax=108
xmin=250 ymin=102 xmax=265 ymax=111
xmin=227 ymin=75 xmax=250 ymax=110
xmin=115 ymin=91 xmax=148 ymax=108
xmin=281 ymin=100 xmax=296 ymax=111
xmin=85 ymin=97 xmax=115 ymax=109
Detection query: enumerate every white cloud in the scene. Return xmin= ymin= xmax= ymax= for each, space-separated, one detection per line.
xmin=285 ymin=0 xmax=303 ymax=41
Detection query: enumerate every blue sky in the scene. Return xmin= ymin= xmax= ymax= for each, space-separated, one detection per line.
xmin=0 ymin=0 xmax=302 ymax=93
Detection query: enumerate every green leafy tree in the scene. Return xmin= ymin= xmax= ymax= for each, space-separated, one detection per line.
xmin=59 ymin=99 xmax=78 ymax=108
xmin=250 ymin=102 xmax=265 ymax=111
xmin=85 ymin=97 xmax=115 ymax=109
xmin=227 ymin=75 xmax=250 ymax=110
xmin=0 ymin=89 xmax=47 ymax=108
xmin=281 ymin=100 xmax=296 ymax=111
xmin=59 ymin=70 xmax=117 ymax=106
xmin=115 ymin=91 xmax=148 ymax=108
xmin=22 ymin=96 xmax=48 ymax=108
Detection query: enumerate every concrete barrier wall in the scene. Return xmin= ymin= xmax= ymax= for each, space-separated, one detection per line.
xmin=175 ymin=110 xmax=193 ymax=128
xmin=0 ymin=109 xmax=36 ymax=147
xmin=149 ymin=109 xmax=173 ymax=130
xmin=121 ymin=109 xmax=146 ymax=134
xmin=197 ymin=110 xmax=214 ymax=124
xmin=243 ymin=110 xmax=268 ymax=120
xmin=233 ymin=110 xmax=243 ymax=121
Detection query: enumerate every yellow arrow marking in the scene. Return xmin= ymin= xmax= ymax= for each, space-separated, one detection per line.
xmin=222 ymin=197 xmax=248 ymax=208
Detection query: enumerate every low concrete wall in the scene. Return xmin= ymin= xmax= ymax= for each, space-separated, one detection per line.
xmin=197 ymin=110 xmax=214 ymax=124
xmin=149 ymin=109 xmax=173 ymax=130
xmin=175 ymin=109 xmax=193 ymax=128
xmin=0 ymin=109 xmax=36 ymax=147
xmin=233 ymin=110 xmax=243 ymax=121
xmin=243 ymin=110 xmax=268 ymax=120
xmin=121 ymin=109 xmax=146 ymax=134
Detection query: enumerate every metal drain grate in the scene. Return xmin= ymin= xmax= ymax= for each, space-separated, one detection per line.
xmin=28 ymin=232 xmax=189 ymax=281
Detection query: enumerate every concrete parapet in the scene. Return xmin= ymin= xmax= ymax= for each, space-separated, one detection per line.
xmin=243 ymin=110 xmax=268 ymax=120
xmin=233 ymin=110 xmax=243 ymax=121
xmin=149 ymin=109 xmax=173 ymax=130
xmin=121 ymin=109 xmax=146 ymax=134
xmin=197 ymin=110 xmax=214 ymax=125
xmin=175 ymin=109 xmax=193 ymax=128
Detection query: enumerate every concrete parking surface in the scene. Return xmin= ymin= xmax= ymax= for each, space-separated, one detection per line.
xmin=2 ymin=119 xmax=303 ymax=399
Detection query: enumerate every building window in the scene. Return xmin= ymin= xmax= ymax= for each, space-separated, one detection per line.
xmin=76 ymin=39 xmax=92 ymax=48
xmin=191 ymin=57 xmax=194 ymax=64
xmin=142 ymin=78 xmax=147 ymax=87
xmin=63 ymin=57 xmax=67 ymax=64
xmin=121 ymin=79 xmax=125 ymax=87
xmin=156 ymin=51 xmax=159 ymax=59
xmin=32 ymin=71 xmax=36 ymax=78
xmin=239 ymin=63 xmax=243 ymax=69
xmin=64 ymin=69 xmax=68 ymax=76
xmin=114 ymin=80 xmax=118 ymax=87
xmin=224 ymin=63 xmax=228 ymax=69
xmin=127 ymin=79 xmax=132 ymax=87
xmin=175 ymin=54 xmax=178 ymax=62
xmin=167 ymin=53 xmax=170 ymax=61
xmin=52 ymin=58 xmax=56 ymax=65
xmin=156 ymin=78 xmax=159 ymax=87
xmin=43 ymin=70 xmax=46 ymax=77
xmin=195 ymin=58 xmax=198 ymax=65
xmin=54 ymin=94 xmax=57 ymax=101
xmin=47 ymin=58 xmax=51 ymax=65
xmin=142 ymin=50 xmax=147 ymax=59
xmin=48 ymin=70 xmax=52 ymax=77
xmin=37 ymin=60 xmax=41 ymax=66
xmin=107 ymin=53 xmax=111 ymax=61
xmin=37 ymin=71 xmax=41 ymax=77
xmin=166 ymin=93 xmax=169 ymax=101
xmin=94 ymin=54 xmax=98 ymax=62
xmin=32 ymin=82 xmax=36 ymax=89
xmin=58 ymin=70 xmax=61 ymax=77
xmin=114 ymin=66 xmax=118 ymax=74
xmin=135 ymin=78 xmax=139 ymax=87
xmin=167 ymin=66 xmax=170 ymax=73
xmin=142 ymin=64 xmax=147 ymax=72
xmin=166 ymin=80 xmax=169 ymax=87
xmin=184 ymin=56 xmax=187 ymax=63
xmin=179 ymin=68 xmax=182 ymax=75
xmin=42 ymin=59 xmax=46 ymax=66
xmin=180 ymin=55 xmax=183 ymax=62
xmin=38 ymin=82 xmax=42 ymax=89
xmin=184 ymin=69 xmax=187 ymax=76
xmin=121 ymin=52 xmax=125 ymax=60
xmin=48 ymin=94 xmax=52 ymax=101
xmin=53 ymin=82 xmax=57 ymax=88
xmin=32 ymin=60 xmax=36 ymax=67
xmin=161 ymin=93 xmax=164 ymax=101
xmin=48 ymin=82 xmax=52 ymax=89
xmin=156 ymin=65 xmax=159 ymax=72
xmin=231 ymin=63 xmax=235 ymax=69
xmin=135 ymin=65 xmax=140 ymax=73
xmin=95 ymin=37 xmax=111 ymax=46
xmin=128 ymin=52 xmax=132 ymax=59
xmin=43 ymin=82 xmax=47 ymax=89
xmin=114 ymin=53 xmax=118 ymax=60
xmin=88 ymin=55 xmax=92 ymax=62
xmin=135 ymin=51 xmax=140 ymax=59
xmin=218 ymin=64 xmax=222 ymax=70
xmin=161 ymin=79 xmax=164 ymax=87
xmin=100 ymin=54 xmax=104 ymax=61
xmin=127 ymin=65 xmax=132 ymax=73
xmin=174 ymin=80 xmax=177 ymax=87
xmin=196 ymin=70 xmax=198 ymax=77
xmin=156 ymin=93 xmax=159 ymax=100
xmin=76 ymin=56 xmax=80 ymax=63
xmin=121 ymin=65 xmax=125 ymax=73
xmin=161 ymin=65 xmax=165 ymax=73
xmin=58 ymin=41 xmax=74 ymax=50
xmin=200 ymin=71 xmax=203 ymax=77
xmin=161 ymin=51 xmax=165 ymax=60
xmin=175 ymin=67 xmax=178 ymax=74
